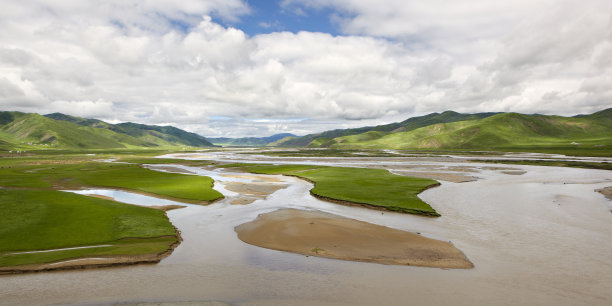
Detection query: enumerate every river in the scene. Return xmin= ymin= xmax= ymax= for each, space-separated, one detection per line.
xmin=1 ymin=150 xmax=611 ymax=305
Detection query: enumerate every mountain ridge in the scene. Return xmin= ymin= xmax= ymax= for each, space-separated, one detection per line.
xmin=322 ymin=109 xmax=612 ymax=151
xmin=276 ymin=111 xmax=500 ymax=147
xmin=0 ymin=111 xmax=214 ymax=150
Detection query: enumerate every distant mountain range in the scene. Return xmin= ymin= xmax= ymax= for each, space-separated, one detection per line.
xmin=276 ymin=108 xmax=612 ymax=151
xmin=2 ymin=108 xmax=611 ymax=152
xmin=0 ymin=111 xmax=214 ymax=150
xmin=207 ymin=133 xmax=297 ymax=147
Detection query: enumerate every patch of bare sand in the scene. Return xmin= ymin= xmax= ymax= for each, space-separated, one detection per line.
xmin=224 ymin=182 xmax=287 ymax=195
xmin=391 ymin=170 xmax=477 ymax=183
xmin=149 ymin=205 xmax=186 ymax=211
xmin=224 ymin=182 xmax=288 ymax=205
xmin=0 ymin=255 xmax=158 ymax=275
xmin=235 ymin=209 xmax=473 ymax=269
xmin=220 ymin=174 xmax=283 ymax=183
xmin=481 ymin=166 xmax=517 ymax=171
xmin=500 ymin=170 xmax=527 ymax=175
xmin=596 ymin=186 xmax=612 ymax=201
xmin=230 ymin=197 xmax=258 ymax=205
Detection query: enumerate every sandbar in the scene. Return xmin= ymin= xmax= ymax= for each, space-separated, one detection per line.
xmin=596 ymin=186 xmax=612 ymax=201
xmin=224 ymin=182 xmax=288 ymax=205
xmin=235 ymin=209 xmax=473 ymax=269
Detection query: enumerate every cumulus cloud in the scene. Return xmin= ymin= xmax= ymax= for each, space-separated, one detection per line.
xmin=49 ymin=99 xmax=115 ymax=118
xmin=0 ymin=0 xmax=610 ymax=137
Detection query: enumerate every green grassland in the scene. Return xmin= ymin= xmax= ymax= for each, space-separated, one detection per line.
xmin=0 ymin=154 xmax=223 ymax=203
xmin=0 ymin=189 xmax=177 ymax=267
xmin=0 ymin=152 xmax=226 ymax=269
xmin=300 ymin=109 xmax=612 ymax=157
xmin=229 ymin=164 xmax=440 ymax=216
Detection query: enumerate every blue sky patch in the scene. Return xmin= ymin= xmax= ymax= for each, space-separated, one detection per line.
xmin=215 ymin=0 xmax=344 ymax=36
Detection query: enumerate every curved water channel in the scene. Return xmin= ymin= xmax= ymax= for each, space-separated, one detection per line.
xmin=2 ymin=150 xmax=612 ymax=305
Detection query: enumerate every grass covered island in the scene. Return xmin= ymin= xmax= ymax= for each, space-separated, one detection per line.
xmin=225 ymin=164 xmax=441 ymax=216
xmin=0 ymin=153 xmax=225 ymax=273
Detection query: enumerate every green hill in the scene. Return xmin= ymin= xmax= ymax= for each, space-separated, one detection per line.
xmin=329 ymin=110 xmax=612 ymax=151
xmin=280 ymin=111 xmax=498 ymax=147
xmin=0 ymin=111 xmax=214 ymax=150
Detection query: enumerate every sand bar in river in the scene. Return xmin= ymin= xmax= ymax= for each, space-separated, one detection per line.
xmin=596 ymin=186 xmax=612 ymax=200
xmin=235 ymin=208 xmax=473 ymax=269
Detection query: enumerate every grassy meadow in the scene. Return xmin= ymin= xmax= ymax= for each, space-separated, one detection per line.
xmin=0 ymin=154 xmax=223 ymax=203
xmin=0 ymin=151 xmax=223 ymax=269
xmin=0 ymin=189 xmax=177 ymax=267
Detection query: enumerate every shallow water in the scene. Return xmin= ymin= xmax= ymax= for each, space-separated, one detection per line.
xmin=2 ymin=152 xmax=612 ymax=305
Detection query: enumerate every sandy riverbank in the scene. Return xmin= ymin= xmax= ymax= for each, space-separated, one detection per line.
xmin=235 ymin=208 xmax=473 ymax=269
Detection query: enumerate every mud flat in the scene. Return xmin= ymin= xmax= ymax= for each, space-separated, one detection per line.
xmin=236 ymin=208 xmax=473 ymax=269
xmin=596 ymin=186 xmax=612 ymax=200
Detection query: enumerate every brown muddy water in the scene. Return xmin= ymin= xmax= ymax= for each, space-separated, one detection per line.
xmin=1 ymin=151 xmax=612 ymax=305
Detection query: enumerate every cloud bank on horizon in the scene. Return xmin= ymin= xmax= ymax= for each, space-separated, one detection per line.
xmin=0 ymin=0 xmax=610 ymax=137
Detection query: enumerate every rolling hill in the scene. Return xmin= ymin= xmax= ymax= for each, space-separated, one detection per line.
xmin=323 ymin=109 xmax=612 ymax=151
xmin=0 ymin=111 xmax=214 ymax=150
xmin=276 ymin=111 xmax=498 ymax=147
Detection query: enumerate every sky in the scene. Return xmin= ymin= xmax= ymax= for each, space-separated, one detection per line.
xmin=0 ymin=0 xmax=611 ymax=137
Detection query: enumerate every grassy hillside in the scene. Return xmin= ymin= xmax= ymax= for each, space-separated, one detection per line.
xmin=268 ymin=135 xmax=298 ymax=146
xmin=330 ymin=111 xmax=612 ymax=152
xmin=112 ymin=123 xmax=213 ymax=147
xmin=280 ymin=111 xmax=498 ymax=147
xmin=0 ymin=112 xmax=135 ymax=149
xmin=0 ymin=111 xmax=214 ymax=150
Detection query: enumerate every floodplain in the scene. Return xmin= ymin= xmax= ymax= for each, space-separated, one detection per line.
xmin=1 ymin=148 xmax=611 ymax=305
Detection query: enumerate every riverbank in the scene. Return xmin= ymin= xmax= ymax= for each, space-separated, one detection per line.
xmin=0 ymin=217 xmax=182 ymax=275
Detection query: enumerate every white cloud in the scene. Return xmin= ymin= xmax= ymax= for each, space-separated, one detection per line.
xmin=0 ymin=0 xmax=610 ymax=137
xmin=49 ymin=99 xmax=115 ymax=118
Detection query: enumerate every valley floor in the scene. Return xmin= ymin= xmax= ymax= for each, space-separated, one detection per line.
xmin=1 ymin=149 xmax=612 ymax=305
